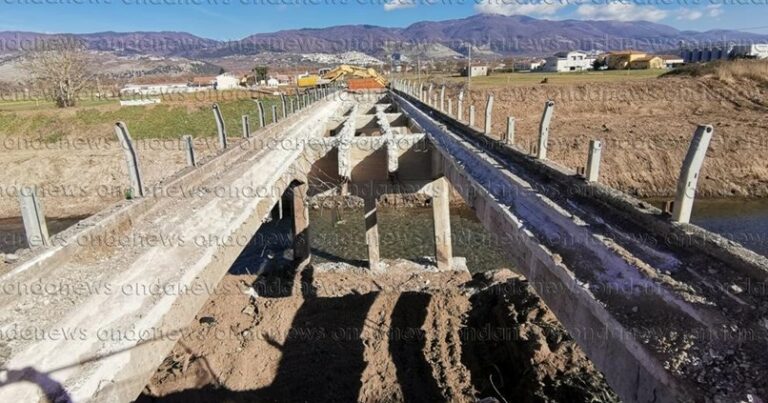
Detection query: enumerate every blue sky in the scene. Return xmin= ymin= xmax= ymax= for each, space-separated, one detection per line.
xmin=1 ymin=0 xmax=767 ymax=39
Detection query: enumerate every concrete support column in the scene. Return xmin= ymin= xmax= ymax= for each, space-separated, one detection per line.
xmin=256 ymin=100 xmax=266 ymax=128
xmin=457 ymin=91 xmax=464 ymax=121
xmin=536 ymin=100 xmax=555 ymax=160
xmin=271 ymin=105 xmax=278 ymax=124
xmin=182 ymin=135 xmax=196 ymax=167
xmin=427 ymin=84 xmax=433 ymax=104
xmin=447 ymin=98 xmax=453 ymax=117
xmin=364 ymin=196 xmax=380 ymax=270
xmin=484 ymin=94 xmax=494 ymax=136
xmin=19 ymin=186 xmax=49 ymax=248
xmin=290 ymin=98 xmax=295 ymax=114
xmin=419 ymin=83 xmax=424 ymax=101
xmin=242 ymin=115 xmax=250 ymax=138
xmin=439 ymin=85 xmax=446 ymax=112
xmin=672 ymin=125 xmax=714 ymax=223
xmin=280 ymin=94 xmax=287 ymax=119
xmin=292 ymin=183 xmax=311 ymax=267
xmin=469 ymin=105 xmax=476 ymax=127
xmin=586 ymin=140 xmax=603 ymax=182
xmin=506 ymin=117 xmax=515 ymax=145
xmin=212 ymin=103 xmax=227 ymax=149
xmin=114 ymin=122 xmax=144 ymax=198
xmin=431 ymin=176 xmax=453 ymax=271
xmin=432 ymin=94 xmax=437 ymax=108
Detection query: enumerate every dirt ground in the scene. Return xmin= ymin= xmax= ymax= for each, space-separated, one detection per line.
xmin=137 ymin=261 xmax=617 ymax=402
xmin=1 ymin=73 xmax=766 ymax=220
xmin=442 ymin=74 xmax=768 ymax=198
xmin=0 ymin=137 xmax=230 ymax=218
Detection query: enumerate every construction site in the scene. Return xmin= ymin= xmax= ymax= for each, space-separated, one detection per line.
xmin=1 ymin=61 xmax=768 ymax=403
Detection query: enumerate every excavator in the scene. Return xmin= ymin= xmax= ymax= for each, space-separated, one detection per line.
xmin=296 ymin=65 xmax=387 ymax=89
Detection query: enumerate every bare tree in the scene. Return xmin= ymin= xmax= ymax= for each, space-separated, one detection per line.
xmin=25 ymin=42 xmax=93 ymax=108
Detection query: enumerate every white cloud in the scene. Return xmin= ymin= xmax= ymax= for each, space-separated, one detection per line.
xmin=576 ymin=3 xmax=668 ymax=22
xmin=677 ymin=9 xmax=704 ymax=20
xmin=676 ymin=4 xmax=723 ymax=21
xmin=383 ymin=0 xmax=415 ymax=11
xmin=706 ymin=4 xmax=723 ymax=17
xmin=475 ymin=0 xmax=567 ymax=17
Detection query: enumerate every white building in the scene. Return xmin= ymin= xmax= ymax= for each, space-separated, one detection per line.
xmin=266 ymin=77 xmax=280 ymax=87
xmin=731 ymin=44 xmax=768 ymax=59
xmin=462 ymin=66 xmax=488 ymax=77
xmin=542 ymin=51 xmax=596 ymax=72
xmin=215 ymin=73 xmax=240 ymax=90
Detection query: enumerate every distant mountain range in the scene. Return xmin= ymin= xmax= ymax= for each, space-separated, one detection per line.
xmin=2 ymin=14 xmax=768 ymax=59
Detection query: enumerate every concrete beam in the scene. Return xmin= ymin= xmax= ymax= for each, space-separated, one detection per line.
xmin=536 ymin=100 xmax=555 ymax=160
xmin=393 ymin=91 xmax=701 ymax=403
xmin=242 ymin=115 xmax=251 ymax=139
xmin=505 ymin=117 xmax=515 ymax=145
xmin=484 ymin=94 xmax=494 ymax=136
xmin=182 ymin=135 xmax=196 ymax=167
xmin=337 ymin=105 xmax=358 ymax=180
xmin=586 ymin=139 xmax=602 ymax=183
xmin=0 ymin=96 xmax=345 ymax=403
xmin=114 ymin=122 xmax=144 ymax=198
xmin=212 ymin=103 xmax=227 ymax=149
xmin=672 ymin=125 xmax=714 ymax=223
xmin=439 ymin=85 xmax=445 ymax=112
xmin=18 ymin=186 xmax=49 ymax=248
xmin=364 ymin=195 xmax=380 ymax=270
xmin=256 ymin=100 xmax=266 ymax=128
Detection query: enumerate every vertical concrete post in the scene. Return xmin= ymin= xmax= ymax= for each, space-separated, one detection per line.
xmin=432 ymin=177 xmax=453 ymax=271
xmin=280 ymin=94 xmax=287 ymax=119
xmin=672 ymin=125 xmax=714 ymax=224
xmin=484 ymin=94 xmax=494 ymax=136
xmin=536 ymin=100 xmax=555 ymax=160
xmin=457 ymin=91 xmax=464 ymax=121
xmin=114 ymin=122 xmax=144 ymax=198
xmin=182 ymin=135 xmax=196 ymax=167
xmin=432 ymin=94 xmax=437 ymax=108
xmin=18 ymin=186 xmax=49 ymax=248
xmin=304 ymin=94 xmax=309 ymax=107
xmin=439 ymin=85 xmax=446 ymax=112
xmin=419 ymin=82 xmax=424 ymax=101
xmin=505 ymin=117 xmax=515 ymax=145
xmin=290 ymin=98 xmax=295 ymax=114
xmin=447 ymin=98 xmax=453 ymax=117
xmin=292 ymin=183 xmax=310 ymax=267
xmin=212 ymin=103 xmax=227 ymax=149
xmin=242 ymin=115 xmax=250 ymax=139
xmin=271 ymin=105 xmax=278 ymax=124
xmin=586 ymin=140 xmax=602 ymax=182
xmin=364 ymin=196 xmax=380 ymax=270
xmin=469 ymin=105 xmax=476 ymax=127
xmin=256 ymin=100 xmax=266 ymax=128
xmin=427 ymin=84 xmax=433 ymax=104
xmin=295 ymin=89 xmax=302 ymax=110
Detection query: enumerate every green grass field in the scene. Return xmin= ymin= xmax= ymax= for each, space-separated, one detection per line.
xmin=0 ymin=91 xmax=282 ymax=141
xmin=399 ymin=69 xmax=665 ymax=89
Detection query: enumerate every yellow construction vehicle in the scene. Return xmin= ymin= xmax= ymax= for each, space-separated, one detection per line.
xmin=296 ymin=65 xmax=387 ymax=89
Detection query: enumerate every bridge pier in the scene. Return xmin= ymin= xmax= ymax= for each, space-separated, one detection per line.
xmin=292 ymin=182 xmax=311 ymax=267
xmin=431 ymin=177 xmax=453 ymax=271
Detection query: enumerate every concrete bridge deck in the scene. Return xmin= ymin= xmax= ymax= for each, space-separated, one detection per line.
xmin=1 ymin=88 xmax=767 ymax=402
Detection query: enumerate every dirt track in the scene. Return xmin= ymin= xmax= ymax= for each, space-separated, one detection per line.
xmin=137 ymin=262 xmax=617 ymax=402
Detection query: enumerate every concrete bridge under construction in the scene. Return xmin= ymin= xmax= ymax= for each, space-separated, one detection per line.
xmin=1 ymin=83 xmax=767 ymax=403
